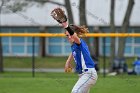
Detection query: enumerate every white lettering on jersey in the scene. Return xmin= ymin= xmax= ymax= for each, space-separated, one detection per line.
xmin=72 ymin=51 xmax=77 ymax=64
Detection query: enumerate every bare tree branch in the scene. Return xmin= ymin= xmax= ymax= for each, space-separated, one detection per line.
xmin=3 ymin=0 xmax=65 ymax=13
xmin=47 ymin=0 xmax=65 ymax=7
xmin=25 ymin=0 xmax=65 ymax=6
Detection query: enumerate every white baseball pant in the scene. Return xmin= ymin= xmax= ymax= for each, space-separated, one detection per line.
xmin=71 ymin=68 xmax=98 ymax=93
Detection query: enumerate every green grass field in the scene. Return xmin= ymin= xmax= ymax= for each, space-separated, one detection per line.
xmin=1 ymin=56 xmax=139 ymax=93
xmin=3 ymin=56 xmax=135 ymax=68
xmin=3 ymin=56 xmax=68 ymax=68
xmin=0 ymin=72 xmax=140 ymax=93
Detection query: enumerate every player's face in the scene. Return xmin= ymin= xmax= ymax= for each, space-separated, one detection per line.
xmin=65 ymin=31 xmax=74 ymax=43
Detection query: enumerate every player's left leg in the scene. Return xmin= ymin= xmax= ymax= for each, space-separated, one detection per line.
xmin=71 ymin=75 xmax=92 ymax=93
xmin=71 ymin=68 xmax=97 ymax=93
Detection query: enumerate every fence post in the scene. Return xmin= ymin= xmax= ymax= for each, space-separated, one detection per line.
xmin=103 ymin=37 xmax=106 ymax=77
xmin=32 ymin=37 xmax=35 ymax=77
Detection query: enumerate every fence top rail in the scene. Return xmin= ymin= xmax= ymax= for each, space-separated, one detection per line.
xmin=0 ymin=33 xmax=140 ymax=37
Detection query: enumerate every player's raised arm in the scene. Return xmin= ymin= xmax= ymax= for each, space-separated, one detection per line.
xmin=61 ymin=22 xmax=81 ymax=44
xmin=51 ymin=8 xmax=80 ymax=44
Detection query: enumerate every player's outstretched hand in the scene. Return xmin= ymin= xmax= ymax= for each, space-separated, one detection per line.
xmin=65 ymin=62 xmax=72 ymax=73
xmin=65 ymin=67 xmax=72 ymax=73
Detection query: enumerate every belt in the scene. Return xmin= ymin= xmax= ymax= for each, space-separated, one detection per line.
xmin=79 ymin=68 xmax=95 ymax=74
xmin=78 ymin=69 xmax=88 ymax=74
xmin=84 ymin=69 xmax=88 ymax=72
xmin=83 ymin=68 xmax=95 ymax=73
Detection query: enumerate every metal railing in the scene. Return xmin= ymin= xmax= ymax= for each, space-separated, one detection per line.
xmin=0 ymin=33 xmax=140 ymax=37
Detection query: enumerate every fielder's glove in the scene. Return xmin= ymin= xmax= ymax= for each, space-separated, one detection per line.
xmin=51 ymin=8 xmax=67 ymax=23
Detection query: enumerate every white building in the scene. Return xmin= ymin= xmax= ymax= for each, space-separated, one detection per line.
xmin=0 ymin=0 xmax=140 ymax=56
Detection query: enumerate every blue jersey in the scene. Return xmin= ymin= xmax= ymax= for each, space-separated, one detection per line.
xmin=71 ymin=39 xmax=95 ymax=74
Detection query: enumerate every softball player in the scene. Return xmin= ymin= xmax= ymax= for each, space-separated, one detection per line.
xmin=62 ymin=22 xmax=98 ymax=93
xmin=51 ymin=8 xmax=98 ymax=93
